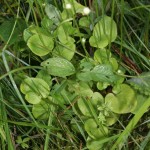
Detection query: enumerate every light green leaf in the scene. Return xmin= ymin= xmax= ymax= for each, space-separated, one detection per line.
xmin=94 ymin=48 xmax=110 ymax=64
xmin=25 ymin=91 xmax=41 ymax=104
xmin=79 ymin=17 xmax=90 ymax=27
xmin=91 ymin=64 xmax=114 ymax=82
xmin=109 ymin=57 xmax=118 ymax=71
xmin=36 ymin=69 xmax=52 ymax=87
xmin=91 ymin=92 xmax=104 ymax=106
xmin=32 ymin=100 xmax=50 ymax=119
xmin=84 ymin=118 xmax=108 ymax=139
xmin=20 ymin=77 xmax=50 ymax=104
xmin=89 ymin=16 xmax=117 ymax=48
xmin=53 ymin=41 xmax=75 ymax=60
xmin=63 ymin=0 xmax=86 ymax=16
xmin=41 ymin=57 xmax=75 ymax=77
xmin=105 ymin=84 xmax=137 ymax=114
xmin=77 ymin=97 xmax=92 ymax=117
xmin=27 ymin=33 xmax=54 ymax=56
xmin=97 ymin=82 xmax=110 ymax=90
xmin=41 ymin=16 xmax=54 ymax=30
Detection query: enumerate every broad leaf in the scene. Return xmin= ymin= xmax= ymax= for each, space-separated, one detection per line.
xmin=20 ymin=77 xmax=50 ymax=104
xmin=105 ymin=84 xmax=137 ymax=114
xmin=45 ymin=4 xmax=61 ymax=25
xmin=41 ymin=57 xmax=75 ymax=77
xmin=27 ymin=33 xmax=54 ymax=56
xmin=32 ymin=100 xmax=51 ymax=119
xmin=91 ymin=64 xmax=115 ymax=82
xmin=84 ymin=118 xmax=108 ymax=139
xmin=36 ymin=69 xmax=52 ymax=86
xmin=89 ymin=16 xmax=117 ymax=48
xmin=53 ymin=41 xmax=75 ymax=60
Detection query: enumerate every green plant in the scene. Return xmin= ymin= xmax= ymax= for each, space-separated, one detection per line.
xmin=1 ymin=0 xmax=150 ymax=149
xmin=18 ymin=1 xmax=150 ymax=149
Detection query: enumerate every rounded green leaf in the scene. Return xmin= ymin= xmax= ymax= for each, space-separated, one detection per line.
xmin=84 ymin=118 xmax=108 ymax=139
xmin=86 ymin=137 xmax=104 ymax=150
xmin=105 ymin=84 xmax=137 ymax=114
xmin=41 ymin=57 xmax=75 ymax=77
xmin=53 ymin=41 xmax=75 ymax=60
xmin=89 ymin=16 xmax=117 ymax=48
xmin=79 ymin=17 xmax=90 ymax=27
xmin=94 ymin=49 xmax=110 ymax=64
xmin=32 ymin=100 xmax=50 ymax=119
xmin=36 ymin=69 xmax=52 ymax=87
xmin=27 ymin=34 xmax=54 ymax=56
xmin=109 ymin=57 xmax=118 ymax=71
xmin=105 ymin=113 xmax=119 ymax=126
xmin=20 ymin=78 xmax=50 ymax=104
xmin=97 ymin=82 xmax=110 ymax=90
xmin=25 ymin=91 xmax=41 ymax=104
xmin=91 ymin=92 xmax=104 ymax=106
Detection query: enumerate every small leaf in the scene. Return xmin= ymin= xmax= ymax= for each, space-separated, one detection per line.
xmin=86 ymin=137 xmax=104 ymax=150
xmin=92 ymin=92 xmax=104 ymax=104
xmin=97 ymin=82 xmax=110 ymax=90
xmin=109 ymin=57 xmax=118 ymax=71
xmin=27 ymin=34 xmax=54 ymax=56
xmin=41 ymin=57 xmax=75 ymax=77
xmin=41 ymin=16 xmax=54 ymax=30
